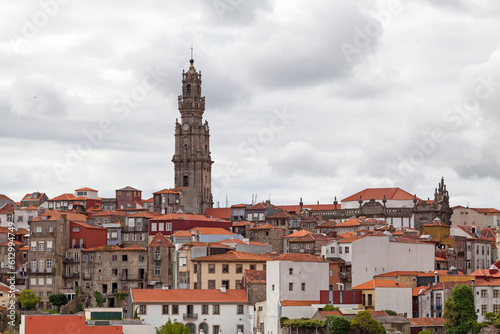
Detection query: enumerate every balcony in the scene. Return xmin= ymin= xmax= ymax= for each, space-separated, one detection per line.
xmin=183 ymin=313 xmax=198 ymax=320
xmin=63 ymin=272 xmax=80 ymax=278
xmin=63 ymin=257 xmax=79 ymax=263
xmin=339 ymin=272 xmax=352 ymax=281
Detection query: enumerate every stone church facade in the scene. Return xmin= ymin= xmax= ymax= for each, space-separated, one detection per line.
xmin=172 ymin=59 xmax=213 ymax=213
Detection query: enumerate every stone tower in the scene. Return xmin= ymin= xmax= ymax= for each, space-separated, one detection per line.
xmin=172 ymin=59 xmax=213 ymax=213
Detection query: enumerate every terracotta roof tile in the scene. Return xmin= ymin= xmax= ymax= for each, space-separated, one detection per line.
xmin=204 ymin=207 xmax=232 ymax=220
xmin=48 ymin=193 xmax=76 ymax=201
xmin=352 ymin=279 xmax=409 ymax=290
xmin=232 ymin=221 xmax=255 ymax=227
xmin=342 ymin=188 xmax=419 ymax=202
xmin=284 ymin=230 xmax=311 ymax=238
xmin=272 ymin=253 xmax=324 ymax=262
xmin=153 ymin=189 xmax=180 ymax=195
xmin=194 ymin=250 xmax=271 ymax=262
xmin=409 ymin=318 xmax=446 ymax=326
xmin=374 ymin=271 xmax=424 ymax=278
xmin=244 ymin=269 xmax=266 ymax=284
xmin=173 ymin=230 xmax=192 ymax=237
xmin=250 ymin=223 xmax=285 ymax=230
xmin=131 ymin=288 xmax=248 ymax=303
xmin=148 ymin=232 xmax=174 ymax=247
xmin=75 ymin=187 xmax=98 ymax=192
xmin=281 ymin=300 xmax=319 ymax=306
xmin=189 ymin=227 xmax=234 ymax=235
xmin=0 ymin=194 xmax=14 ymax=202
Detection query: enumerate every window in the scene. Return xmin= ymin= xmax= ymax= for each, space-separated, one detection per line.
xmin=112 ymin=255 xmax=118 ymax=262
xmin=301 ymin=283 xmax=306 ymax=291
xmin=339 ymin=247 xmax=342 ymax=254
xmin=250 ymin=264 xmax=256 ymax=270
xmin=345 ymin=246 xmax=349 ymax=254
xmin=72 ymin=227 xmax=80 ymax=232
xmin=158 ymin=223 xmax=164 ymax=231
xmin=236 ymin=264 xmax=243 ymax=274
xmin=154 ymin=266 xmax=160 ymax=275
xmin=38 ymin=242 xmax=45 ymax=251
xmin=38 ymin=277 xmax=44 ymax=286
xmin=236 ymin=280 xmax=242 ymax=289
xmin=306 ymin=244 xmax=311 ymax=249
xmin=213 ymin=325 xmax=220 ymax=334
xmin=221 ymin=280 xmax=229 ymax=289
xmin=83 ymin=255 xmax=88 ymax=261
xmin=30 ymin=241 xmax=36 ymax=251
xmin=481 ymin=290 xmax=488 ymax=298
xmin=213 ymin=304 xmax=220 ymax=314
xmin=289 ymin=282 xmax=293 ymax=291
xmin=138 ymin=305 xmax=146 ymax=314
xmin=123 ymin=234 xmax=129 ymax=241
xmin=494 ymin=305 xmax=500 ymax=313
xmin=30 ymin=277 xmax=36 ymax=286
xmin=289 ymin=268 xmax=293 ymax=275
xmin=202 ymin=304 xmax=209 ymax=314
xmin=482 ymin=305 xmax=487 ymax=315
xmin=237 ymin=305 xmax=244 ymax=314
xmin=162 ymin=305 xmax=169 ymax=314
xmin=151 ymin=223 xmax=157 ymax=232
xmin=329 ymin=269 xmax=333 ymax=276
xmin=495 ymin=290 xmax=499 ymax=298
xmin=47 ymin=258 xmax=52 ymax=269
xmin=237 ymin=325 xmax=244 ymax=333
xmin=35 ymin=226 xmax=42 ymax=233
xmin=222 ymin=264 xmax=229 ymax=274
xmin=208 ymin=280 xmax=216 ymax=289
xmin=155 ymin=250 xmax=161 ymax=260
xmin=166 ymin=223 xmax=172 ymax=231
xmin=208 ymin=264 xmax=215 ymax=273
xmin=172 ymin=305 xmax=179 ymax=314
xmin=139 ymin=255 xmax=145 ymax=262
xmin=46 ymin=277 xmax=52 ymax=285
xmin=47 ymin=240 xmax=53 ymax=251
xmin=122 ymin=255 xmax=128 ymax=262
xmin=90 ymin=255 xmax=94 ymax=261
xmin=368 ymin=294 xmax=373 ymax=306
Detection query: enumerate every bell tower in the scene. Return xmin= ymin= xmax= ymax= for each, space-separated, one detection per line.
xmin=172 ymin=58 xmax=213 ymax=213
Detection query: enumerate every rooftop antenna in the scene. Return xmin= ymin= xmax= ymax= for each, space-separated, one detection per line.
xmin=190 ymin=43 xmax=194 ymax=60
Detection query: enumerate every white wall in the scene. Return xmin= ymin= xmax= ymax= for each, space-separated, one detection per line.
xmin=139 ymin=303 xmax=252 ymax=334
xmin=351 ymin=235 xmax=435 ymax=287
xmin=375 ymin=287 xmax=412 ymax=317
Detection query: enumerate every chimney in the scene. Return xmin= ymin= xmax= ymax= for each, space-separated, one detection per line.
xmin=434 ymin=271 xmax=438 ymax=285
xmin=220 ymin=285 xmax=226 ymax=293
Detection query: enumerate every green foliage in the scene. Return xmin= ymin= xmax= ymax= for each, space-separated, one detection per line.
xmin=43 ymin=308 xmax=59 ymax=314
xmin=384 ymin=309 xmax=397 ymax=315
xmin=350 ymin=311 xmax=386 ymax=334
xmin=323 ymin=304 xmax=339 ymax=311
xmin=75 ymin=285 xmax=80 ymax=298
xmin=94 ymin=291 xmax=106 ymax=307
xmin=20 ymin=289 xmax=41 ymax=310
xmin=281 ymin=318 xmax=326 ymax=329
xmin=75 ymin=302 xmax=84 ymax=313
xmin=114 ymin=292 xmax=129 ymax=300
xmin=326 ymin=314 xmax=350 ymax=334
xmin=443 ymin=284 xmax=481 ymax=334
xmin=418 ymin=331 xmax=432 ymax=334
xmin=155 ymin=319 xmax=190 ymax=334
xmin=49 ymin=293 xmax=69 ymax=307
xmin=134 ymin=307 xmax=139 ymax=319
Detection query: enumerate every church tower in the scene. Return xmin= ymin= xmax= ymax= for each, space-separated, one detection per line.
xmin=172 ymin=58 xmax=213 ymax=213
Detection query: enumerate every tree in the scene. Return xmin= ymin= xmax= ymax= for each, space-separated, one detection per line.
xmin=326 ymin=314 xmax=350 ymax=334
xmin=49 ymin=293 xmax=69 ymax=311
xmin=350 ymin=311 xmax=385 ymax=334
xmin=323 ymin=304 xmax=339 ymax=311
xmin=384 ymin=309 xmax=397 ymax=315
xmin=19 ymin=289 xmax=41 ymax=310
xmin=155 ymin=319 xmax=190 ymax=334
xmin=443 ymin=284 xmax=482 ymax=334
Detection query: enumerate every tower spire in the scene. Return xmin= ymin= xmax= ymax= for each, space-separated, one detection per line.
xmin=190 ymin=43 xmax=194 ymax=61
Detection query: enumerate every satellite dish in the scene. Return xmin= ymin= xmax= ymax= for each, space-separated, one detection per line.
xmin=68 ymin=204 xmax=73 ymax=210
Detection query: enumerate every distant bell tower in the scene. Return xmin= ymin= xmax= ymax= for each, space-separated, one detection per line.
xmin=172 ymin=58 xmax=213 ymax=213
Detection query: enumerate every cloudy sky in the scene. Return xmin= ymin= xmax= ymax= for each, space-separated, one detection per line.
xmin=1 ymin=0 xmax=500 ymax=208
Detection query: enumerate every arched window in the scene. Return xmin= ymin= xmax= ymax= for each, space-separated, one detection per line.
xmin=183 ymin=175 xmax=189 ymax=187
xmin=199 ymin=322 xmax=208 ymax=333
xmin=186 ymin=323 xmax=196 ymax=334
xmin=186 ymin=84 xmax=191 ymax=95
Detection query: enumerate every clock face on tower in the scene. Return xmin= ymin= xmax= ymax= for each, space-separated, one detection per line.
xmin=182 ymin=123 xmax=190 ymax=131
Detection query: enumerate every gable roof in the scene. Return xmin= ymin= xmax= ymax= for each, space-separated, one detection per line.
xmin=116 ymin=186 xmax=141 ymax=192
xmin=204 ymin=207 xmax=232 ymax=220
xmin=189 ymin=227 xmax=234 ymax=235
xmin=249 ymin=223 xmax=285 ymax=230
xmin=75 ymin=187 xmax=98 ymax=192
xmin=148 ymin=232 xmax=174 ymax=247
xmin=284 ymin=230 xmax=311 ymax=238
xmin=131 ymin=288 xmax=248 ymax=303
xmin=48 ymin=193 xmax=76 ymax=201
xmin=0 ymin=194 xmax=14 ymax=202
xmin=342 ymin=187 xmax=418 ymax=202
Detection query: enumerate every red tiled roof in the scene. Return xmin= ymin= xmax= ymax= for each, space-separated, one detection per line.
xmin=281 ymin=300 xmax=319 ymax=306
xmin=129 ymin=211 xmax=161 ymax=218
xmin=420 ymin=281 xmax=472 ymax=294
xmin=352 ymin=279 xmax=409 ymax=290
xmin=131 ymin=288 xmax=248 ymax=303
xmin=189 ymin=227 xmax=235 ymax=235
xmin=266 ymin=209 xmax=291 ymax=219
xmin=0 ymin=203 xmax=15 ymax=213
xmin=148 ymin=232 xmax=174 ymax=247
xmin=48 ymin=193 xmax=76 ymax=201
xmin=417 ymin=270 xmax=469 ymax=277
xmin=472 ymin=208 xmax=500 ymax=214
xmin=0 ymin=240 xmax=23 ymax=246
xmin=342 ymin=188 xmax=419 ymax=202
xmin=153 ymin=189 xmax=180 ymax=195
xmin=374 ymin=271 xmax=424 ymax=278
xmin=23 ymin=315 xmax=122 ymax=333
xmin=317 ymin=310 xmax=343 ymax=318
xmin=0 ymin=194 xmax=14 ymax=202
xmin=249 ymin=223 xmax=285 ymax=230
xmin=204 ymin=208 xmax=232 ymax=220
xmin=173 ymin=230 xmax=192 ymax=237
xmin=194 ymin=250 xmax=271 ymax=262
xmin=31 ymin=211 xmax=88 ymax=222
xmin=409 ymin=317 xmax=446 ymax=326
xmin=231 ymin=204 xmax=247 ymax=208
xmin=412 ymin=286 xmax=427 ymax=297
xmin=75 ymin=187 xmax=98 ymax=192
xmin=317 ymin=221 xmax=337 ymax=228
xmin=91 ymin=210 xmax=128 ymax=217
xmin=179 ymin=242 xmax=231 ymax=250
xmin=335 ymin=218 xmax=362 ymax=227
xmin=72 ymin=221 xmax=106 ymax=230
xmin=244 ymin=269 xmax=266 ymax=284
xmin=151 ymin=213 xmax=226 ymax=223
xmin=232 ymin=221 xmax=255 ymax=227
xmin=273 ymin=253 xmax=324 ymax=262
xmin=284 ymin=230 xmax=311 ymax=238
